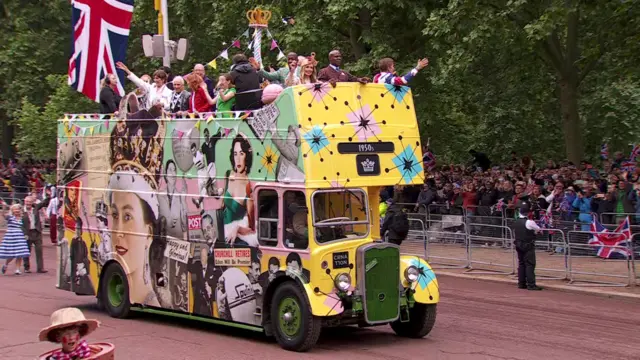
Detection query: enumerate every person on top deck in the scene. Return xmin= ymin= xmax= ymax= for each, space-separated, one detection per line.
xmin=373 ymin=57 xmax=429 ymax=85
xmin=258 ymin=52 xmax=298 ymax=85
xmin=317 ymin=50 xmax=369 ymax=85
xmin=230 ymin=54 xmax=262 ymax=110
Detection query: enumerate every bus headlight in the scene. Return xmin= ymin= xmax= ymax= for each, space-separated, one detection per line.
xmin=335 ymin=273 xmax=351 ymax=292
xmin=404 ymin=266 xmax=419 ymax=283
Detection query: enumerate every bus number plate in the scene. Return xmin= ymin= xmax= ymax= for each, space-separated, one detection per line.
xmin=333 ymin=251 xmax=350 ymax=269
xmin=337 ymin=142 xmax=395 ymax=154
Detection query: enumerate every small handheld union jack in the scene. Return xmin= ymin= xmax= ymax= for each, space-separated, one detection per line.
xmin=600 ymin=143 xmax=608 ymax=160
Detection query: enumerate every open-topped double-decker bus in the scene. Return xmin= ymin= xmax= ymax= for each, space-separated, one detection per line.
xmin=56 ymin=82 xmax=438 ymax=352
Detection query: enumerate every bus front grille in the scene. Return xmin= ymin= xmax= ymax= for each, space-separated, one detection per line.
xmin=357 ymin=243 xmax=400 ymax=324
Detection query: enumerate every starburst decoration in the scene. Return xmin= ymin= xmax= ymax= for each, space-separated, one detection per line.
xmin=345 ymin=104 xmax=382 ymax=142
xmin=391 ymin=144 xmax=422 ymax=184
xmin=383 ymin=84 xmax=411 ymax=105
xmin=298 ymin=82 xmax=334 ymax=110
xmin=260 ymin=145 xmax=279 ymax=175
xmin=303 ymin=125 xmax=330 ymax=155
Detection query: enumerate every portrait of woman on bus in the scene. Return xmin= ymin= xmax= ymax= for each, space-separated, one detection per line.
xmin=219 ymin=133 xmax=258 ymax=247
xmin=107 ymin=171 xmax=161 ymax=307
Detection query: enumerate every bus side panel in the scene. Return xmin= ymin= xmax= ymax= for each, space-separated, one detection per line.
xmin=57 ymin=88 xmax=306 ymax=326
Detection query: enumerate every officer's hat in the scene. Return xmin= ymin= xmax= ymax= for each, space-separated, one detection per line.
xmin=519 ymin=202 xmax=531 ymax=215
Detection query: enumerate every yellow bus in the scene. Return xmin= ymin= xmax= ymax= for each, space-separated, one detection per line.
xmin=56 ymin=82 xmax=439 ymax=352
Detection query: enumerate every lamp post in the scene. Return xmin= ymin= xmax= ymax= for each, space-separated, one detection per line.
xmin=145 ymin=0 xmax=188 ymax=65
xmin=160 ymin=0 xmax=171 ymax=67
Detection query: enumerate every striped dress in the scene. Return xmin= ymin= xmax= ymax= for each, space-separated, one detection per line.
xmin=0 ymin=216 xmax=30 ymax=259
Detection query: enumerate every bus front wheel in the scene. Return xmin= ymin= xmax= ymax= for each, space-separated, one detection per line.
xmin=100 ymin=263 xmax=131 ymax=319
xmin=270 ymin=282 xmax=321 ymax=352
xmin=390 ymin=303 xmax=437 ymax=338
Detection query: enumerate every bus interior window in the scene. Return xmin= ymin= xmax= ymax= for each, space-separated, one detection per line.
xmin=257 ymin=189 xmax=278 ymax=246
xmin=284 ymin=191 xmax=309 ymax=250
xmin=312 ymin=190 xmax=369 ymax=243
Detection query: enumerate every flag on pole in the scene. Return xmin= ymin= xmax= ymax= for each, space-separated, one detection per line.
xmin=277 ymin=50 xmax=285 ymax=60
xmin=68 ymin=0 xmax=134 ymax=102
xmin=219 ymin=49 xmax=229 ymax=60
xmin=271 ymin=39 xmax=278 ymax=51
xmin=208 ymin=59 xmax=217 ymax=69
xmin=232 ymin=39 xmax=241 ymax=48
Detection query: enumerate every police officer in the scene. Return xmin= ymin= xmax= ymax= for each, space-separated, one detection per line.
xmin=513 ymin=203 xmax=543 ymax=290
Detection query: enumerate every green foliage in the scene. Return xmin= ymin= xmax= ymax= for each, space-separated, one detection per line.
xmin=1 ymin=0 xmax=639 ymax=165
xmin=14 ymin=75 xmax=97 ymax=160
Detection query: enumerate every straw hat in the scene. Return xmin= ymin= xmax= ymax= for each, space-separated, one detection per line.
xmin=38 ymin=308 xmax=100 ymax=342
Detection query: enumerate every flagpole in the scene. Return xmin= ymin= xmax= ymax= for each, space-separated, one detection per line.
xmin=161 ymin=0 xmax=171 ymax=67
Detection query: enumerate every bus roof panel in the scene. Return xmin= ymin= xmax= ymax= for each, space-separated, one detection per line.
xmin=292 ymin=83 xmax=424 ymax=188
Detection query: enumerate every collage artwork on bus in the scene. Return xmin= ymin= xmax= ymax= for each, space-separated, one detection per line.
xmin=55 ymin=82 xmax=424 ymax=326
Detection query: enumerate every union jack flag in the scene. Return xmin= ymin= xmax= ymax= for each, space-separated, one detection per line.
xmin=422 ymin=150 xmax=436 ymax=172
xmin=538 ymin=210 xmax=553 ymax=229
xmin=491 ymin=198 xmax=505 ymax=214
xmin=588 ymin=217 xmax=632 ymax=259
xmin=630 ymin=144 xmax=640 ymax=161
xmin=68 ymin=0 xmax=134 ymax=102
xmin=600 ymin=143 xmax=608 ymax=160
xmin=621 ymin=160 xmax=636 ymax=172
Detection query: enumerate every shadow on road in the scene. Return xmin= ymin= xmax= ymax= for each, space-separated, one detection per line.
xmin=71 ymin=302 xmax=424 ymax=350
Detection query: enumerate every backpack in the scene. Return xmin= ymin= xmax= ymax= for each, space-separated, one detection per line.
xmin=389 ymin=209 xmax=410 ymax=238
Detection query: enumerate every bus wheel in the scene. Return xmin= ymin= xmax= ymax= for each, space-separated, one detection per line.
xmin=100 ymin=263 xmax=131 ymax=319
xmin=390 ymin=303 xmax=437 ymax=338
xmin=270 ymin=282 xmax=321 ymax=352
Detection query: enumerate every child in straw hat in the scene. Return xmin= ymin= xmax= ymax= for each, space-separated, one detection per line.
xmin=39 ymin=307 xmax=100 ymax=360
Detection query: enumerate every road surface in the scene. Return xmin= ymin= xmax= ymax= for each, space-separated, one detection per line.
xmin=0 ymin=244 xmax=639 ymax=359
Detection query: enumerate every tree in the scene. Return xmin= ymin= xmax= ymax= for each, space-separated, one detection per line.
xmin=0 ymin=0 xmax=71 ymax=158
xmin=14 ymin=75 xmax=97 ymax=160
xmin=424 ymin=0 xmax=640 ymax=163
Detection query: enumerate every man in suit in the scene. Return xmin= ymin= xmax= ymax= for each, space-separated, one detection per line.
xmin=317 ymin=50 xmax=369 ymax=85
xmin=23 ymin=194 xmax=51 ymax=273
xmin=169 ymin=76 xmax=191 ymax=114
xmin=188 ymin=244 xmax=222 ymax=317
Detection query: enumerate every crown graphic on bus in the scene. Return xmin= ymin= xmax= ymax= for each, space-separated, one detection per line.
xmin=361 ymin=158 xmax=376 ymax=172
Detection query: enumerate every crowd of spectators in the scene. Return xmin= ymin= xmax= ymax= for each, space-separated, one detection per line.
xmin=383 ymin=149 xmax=640 ymax=229
xmin=0 ymin=160 xmax=55 ymax=205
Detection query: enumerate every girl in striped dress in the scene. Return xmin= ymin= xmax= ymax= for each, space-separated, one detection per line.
xmin=1 ymin=203 xmax=30 ymax=275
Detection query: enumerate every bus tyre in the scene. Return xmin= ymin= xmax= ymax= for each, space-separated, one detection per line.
xmin=271 ymin=282 xmax=321 ymax=352
xmin=100 ymin=263 xmax=131 ymax=319
xmin=390 ymin=303 xmax=437 ymax=338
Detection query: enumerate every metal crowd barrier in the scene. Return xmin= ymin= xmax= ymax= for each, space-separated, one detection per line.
xmin=422 ymin=217 xmax=468 ymax=269
xmin=566 ymin=230 xmax=634 ymax=287
xmin=465 ymin=221 xmax=515 ymax=275
xmin=400 ymin=217 xmax=427 ymax=259
xmin=397 ymin=202 xmax=639 ymax=287
xmin=632 ymin=233 xmax=639 ymax=286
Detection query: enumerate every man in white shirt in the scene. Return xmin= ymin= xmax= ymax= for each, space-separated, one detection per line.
xmin=513 ymin=204 xmax=543 ymax=290
xmin=45 ymin=186 xmax=59 ymax=244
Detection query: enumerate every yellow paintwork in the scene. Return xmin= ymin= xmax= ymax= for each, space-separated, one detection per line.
xmin=292 ymin=83 xmax=424 ymax=188
xmin=400 ymin=256 xmax=440 ymax=304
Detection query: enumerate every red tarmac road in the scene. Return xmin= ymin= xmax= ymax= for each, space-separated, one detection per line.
xmin=0 ymin=243 xmax=639 ymax=360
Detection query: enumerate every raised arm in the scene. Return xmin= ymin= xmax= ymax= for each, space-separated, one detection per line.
xmin=116 ymin=62 xmax=151 ymax=94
